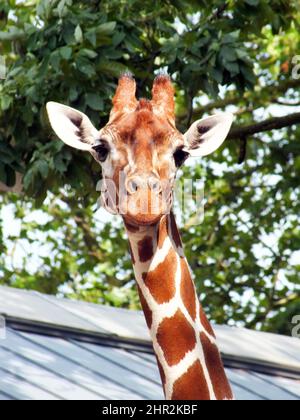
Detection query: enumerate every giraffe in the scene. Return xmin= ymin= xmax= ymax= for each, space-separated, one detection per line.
xmin=46 ymin=73 xmax=234 ymax=400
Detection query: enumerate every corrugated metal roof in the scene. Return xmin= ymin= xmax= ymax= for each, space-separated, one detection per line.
xmin=0 ymin=286 xmax=300 ymax=400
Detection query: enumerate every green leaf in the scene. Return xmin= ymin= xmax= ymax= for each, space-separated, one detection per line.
xmin=97 ymin=59 xmax=128 ymax=78
xmin=86 ymin=93 xmax=103 ymax=111
xmin=60 ymin=46 xmax=72 ymax=60
xmin=211 ymin=68 xmax=223 ymax=84
xmin=0 ymin=154 xmax=14 ymax=164
xmin=79 ymin=49 xmax=98 ymax=59
xmin=222 ymin=30 xmax=241 ymax=44
xmin=223 ymin=61 xmax=240 ymax=76
xmin=1 ymin=95 xmax=12 ymax=111
xmin=57 ymin=0 xmax=72 ymax=18
xmin=112 ymin=31 xmax=125 ymax=46
xmin=85 ymin=29 xmax=97 ymax=47
xmin=23 ymin=169 xmax=33 ymax=190
xmin=96 ymin=22 xmax=116 ymax=36
xmin=37 ymin=160 xmax=49 ymax=179
xmin=240 ymin=64 xmax=256 ymax=84
xmin=75 ymin=56 xmax=96 ymax=78
xmin=0 ymin=142 xmax=14 ymax=157
xmin=50 ymin=51 xmax=61 ymax=71
xmin=69 ymin=86 xmax=79 ymax=101
xmin=75 ymin=25 xmax=83 ymax=43
xmin=53 ymin=154 xmax=68 ymax=173
xmin=220 ymin=46 xmax=237 ymax=62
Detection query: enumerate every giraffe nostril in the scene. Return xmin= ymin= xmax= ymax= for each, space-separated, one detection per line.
xmin=149 ymin=178 xmax=162 ymax=194
xmin=127 ymin=177 xmax=162 ymax=195
xmin=127 ymin=178 xmax=140 ymax=194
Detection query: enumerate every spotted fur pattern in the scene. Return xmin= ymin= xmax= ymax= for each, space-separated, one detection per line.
xmin=126 ymin=214 xmax=233 ymax=401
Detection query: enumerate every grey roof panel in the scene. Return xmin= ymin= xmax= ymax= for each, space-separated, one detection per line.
xmin=0 ymin=346 xmax=98 ymax=400
xmin=77 ymin=342 xmax=161 ymax=384
xmin=42 ymin=294 xmax=149 ymax=341
xmin=229 ymin=382 xmax=264 ymax=401
xmin=19 ymin=331 xmax=162 ymax=400
xmin=0 ymin=329 xmax=140 ymax=400
xmin=215 ymin=325 xmax=300 ymax=370
xmin=254 ymin=372 xmax=300 ymax=399
xmin=226 ymin=369 xmax=298 ymax=401
xmin=130 ymin=350 xmax=157 ymax=365
xmin=0 ymin=368 xmax=58 ymax=400
xmin=0 ymin=391 xmax=13 ymax=400
xmin=77 ymin=343 xmax=163 ymax=399
xmin=0 ymin=286 xmax=108 ymax=335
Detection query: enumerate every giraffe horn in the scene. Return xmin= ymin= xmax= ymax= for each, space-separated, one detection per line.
xmin=151 ymin=74 xmax=175 ymax=124
xmin=110 ymin=72 xmax=138 ymax=120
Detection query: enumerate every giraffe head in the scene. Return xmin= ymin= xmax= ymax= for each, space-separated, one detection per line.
xmin=47 ymin=74 xmax=233 ymax=227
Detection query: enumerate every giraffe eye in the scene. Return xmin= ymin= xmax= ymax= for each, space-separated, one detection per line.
xmin=92 ymin=142 xmax=110 ymax=162
xmin=173 ymin=148 xmax=190 ymax=168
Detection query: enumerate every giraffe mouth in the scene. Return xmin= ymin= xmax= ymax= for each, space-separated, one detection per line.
xmin=120 ymin=188 xmax=173 ymax=226
xmin=100 ymin=190 xmax=173 ymax=223
xmin=123 ymin=213 xmax=164 ymax=227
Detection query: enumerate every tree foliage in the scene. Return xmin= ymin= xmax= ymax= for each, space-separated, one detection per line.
xmin=0 ymin=0 xmax=299 ymax=335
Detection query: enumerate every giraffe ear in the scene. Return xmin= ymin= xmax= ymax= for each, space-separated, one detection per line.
xmin=46 ymin=102 xmax=99 ymax=151
xmin=183 ymin=113 xmax=233 ymax=157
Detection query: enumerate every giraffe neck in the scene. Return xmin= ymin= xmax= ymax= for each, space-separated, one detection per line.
xmin=125 ymin=213 xmax=233 ymax=401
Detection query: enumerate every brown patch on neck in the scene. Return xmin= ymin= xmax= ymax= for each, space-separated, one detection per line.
xmin=157 ymin=216 xmax=168 ymax=249
xmin=200 ymin=332 xmax=233 ymax=400
xmin=199 ymin=306 xmax=216 ymax=338
xmin=168 ymin=212 xmax=183 ymax=250
xmin=138 ymin=236 xmax=154 ymax=263
xmin=143 ymin=251 xmax=177 ymax=304
xmin=171 ymin=360 xmax=210 ymax=400
xmin=157 ymin=310 xmax=196 ymax=366
xmin=180 ymin=259 xmax=196 ymax=321
xmin=137 ymin=285 xmax=153 ymax=329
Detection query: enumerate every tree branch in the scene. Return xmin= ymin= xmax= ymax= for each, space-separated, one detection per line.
xmin=228 ymin=112 xmax=300 ymax=140
xmin=238 ymin=136 xmax=248 ymax=164
xmin=177 ymin=78 xmax=300 ymax=123
xmin=0 ymin=29 xmax=25 ymax=42
xmin=275 ymin=99 xmax=300 ymax=106
xmin=209 ymin=2 xmax=229 ymax=21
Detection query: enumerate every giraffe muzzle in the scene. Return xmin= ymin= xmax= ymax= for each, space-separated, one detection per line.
xmin=121 ymin=178 xmax=171 ymax=226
